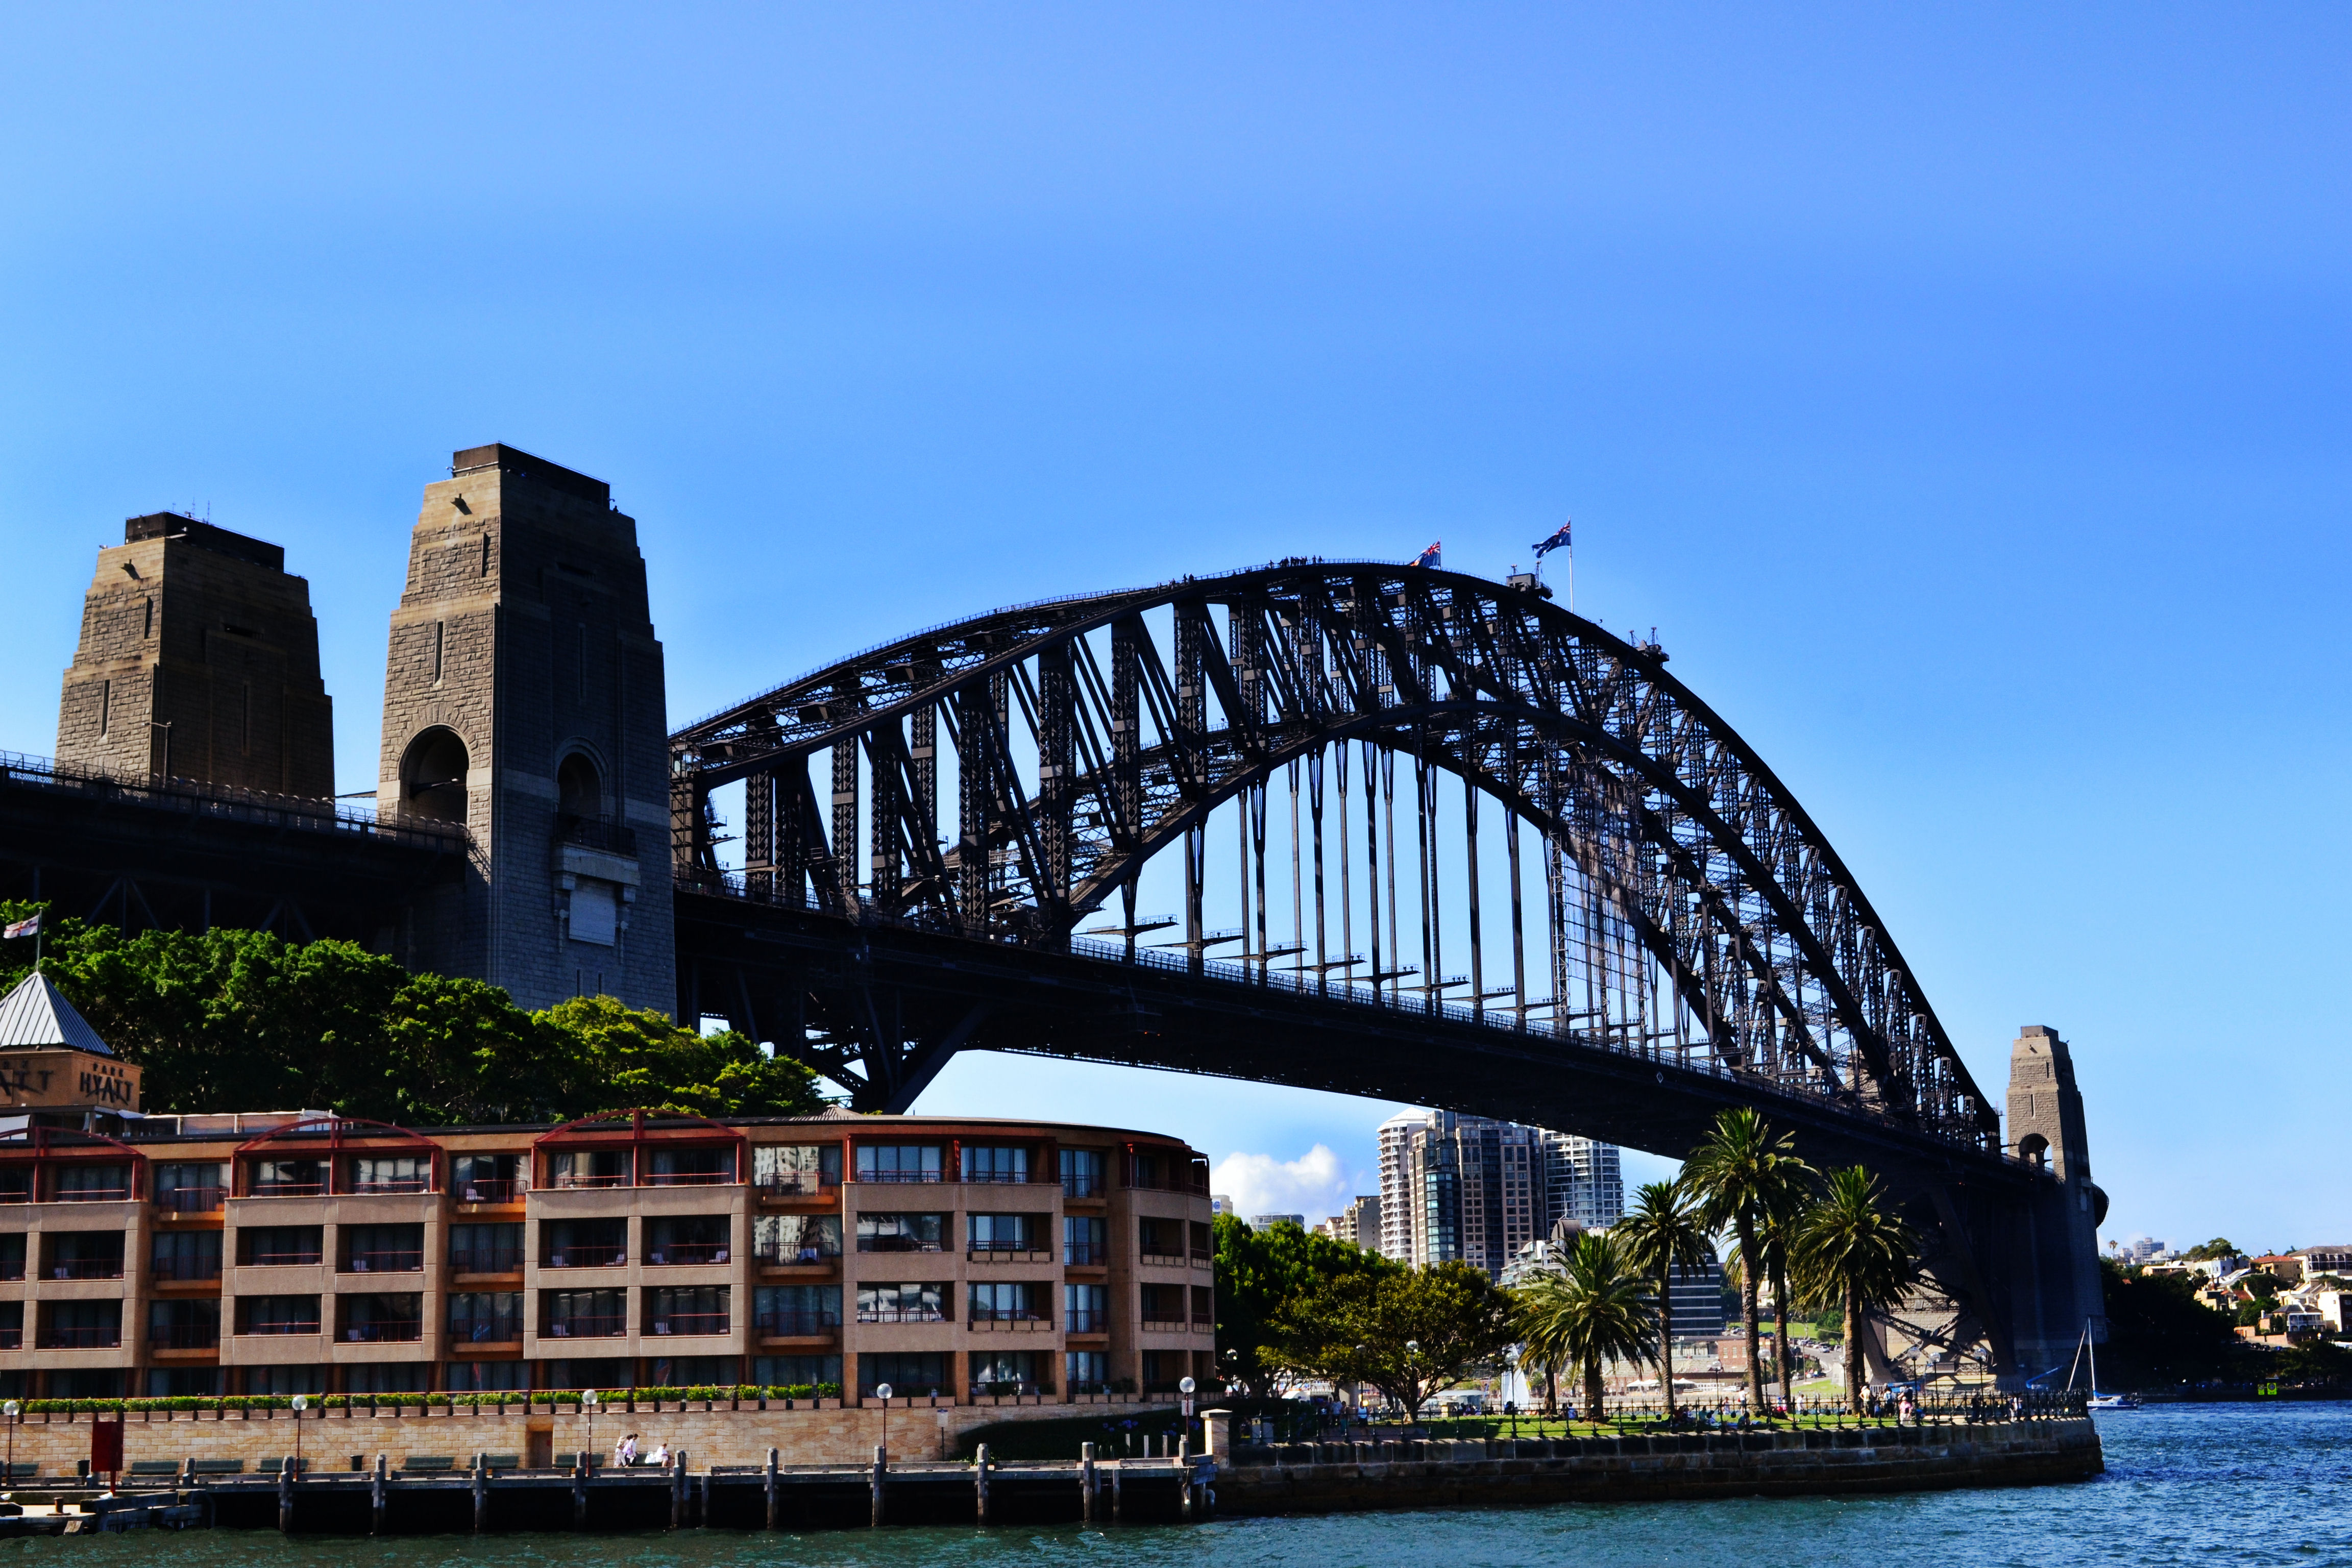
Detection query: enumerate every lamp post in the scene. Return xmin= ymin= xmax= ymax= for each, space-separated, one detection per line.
xmin=582 ymin=1388 xmax=600 ymax=1469
xmin=1405 ymin=1340 xmax=1419 ymax=1425
xmin=290 ymin=1394 xmax=308 ymax=1477
xmin=1178 ymin=1376 xmax=1196 ymax=1444
xmin=5 ymin=1399 xmax=18 ymax=1490
xmin=874 ymin=1383 xmax=892 ymax=1461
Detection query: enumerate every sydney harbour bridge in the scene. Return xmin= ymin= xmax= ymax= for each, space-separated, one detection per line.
xmin=3 ymin=457 xmax=2102 ymax=1389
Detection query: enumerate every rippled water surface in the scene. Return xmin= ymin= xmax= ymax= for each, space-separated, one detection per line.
xmin=10 ymin=1404 xmax=2348 ymax=1568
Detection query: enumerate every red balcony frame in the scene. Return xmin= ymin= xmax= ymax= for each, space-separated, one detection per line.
xmin=534 ymin=1109 xmax=746 ymax=1191
xmin=232 ymin=1118 xmax=442 ymax=1199
xmin=0 ymin=1125 xmax=146 ymax=1204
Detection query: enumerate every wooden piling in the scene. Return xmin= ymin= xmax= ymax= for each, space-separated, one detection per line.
xmin=669 ymin=1452 xmax=684 ymax=1531
xmin=472 ymin=1454 xmax=487 ymax=1533
xmin=277 ymin=1456 xmax=292 ymax=1535
xmin=974 ymin=1443 xmax=990 ymax=1525
xmin=764 ymin=1447 xmax=778 ymax=1531
xmin=1081 ymin=1442 xmax=1095 ymax=1524
xmin=571 ymin=1455 xmax=587 ymax=1530
xmin=870 ymin=1444 xmax=887 ymax=1528
xmin=370 ymin=1454 xmax=386 ymax=1535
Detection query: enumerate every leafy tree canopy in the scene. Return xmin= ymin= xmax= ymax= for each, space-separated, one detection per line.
xmin=1269 ymin=1259 xmax=1516 ymax=1422
xmin=0 ymin=906 xmax=823 ymax=1125
xmin=2183 ymin=1238 xmax=2240 ymax=1261
xmin=1213 ymin=1213 xmax=1393 ymax=1400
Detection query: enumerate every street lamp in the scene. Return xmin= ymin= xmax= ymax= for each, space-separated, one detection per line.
xmin=582 ymin=1389 xmax=600 ymax=1470
xmin=1178 ymin=1375 xmax=1196 ymax=1444
xmin=5 ymin=1399 xmax=18 ymax=1491
xmin=874 ymin=1383 xmax=893 ymax=1462
xmin=290 ymin=1395 xmax=308 ymax=1477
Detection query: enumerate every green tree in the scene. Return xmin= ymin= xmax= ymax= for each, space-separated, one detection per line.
xmin=1515 ymin=1230 xmax=1659 ymax=1420
xmin=1789 ymin=1165 xmax=1916 ymax=1413
xmin=1212 ymin=1214 xmax=1394 ymax=1399
xmin=1611 ymin=1179 xmax=1715 ymax=1415
xmin=1272 ymin=1261 xmax=1515 ymax=1423
xmin=2097 ymin=1259 xmax=2239 ymax=1387
xmin=534 ymin=995 xmax=824 ymax=1119
xmin=1682 ymin=1107 xmax=1815 ymax=1410
xmin=2183 ymin=1238 xmax=2239 ymax=1262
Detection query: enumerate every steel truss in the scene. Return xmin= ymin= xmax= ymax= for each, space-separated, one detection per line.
xmin=669 ymin=561 xmax=1998 ymax=1153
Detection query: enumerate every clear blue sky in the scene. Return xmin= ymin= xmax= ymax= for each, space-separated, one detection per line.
xmin=3 ymin=5 xmax=2345 ymax=1252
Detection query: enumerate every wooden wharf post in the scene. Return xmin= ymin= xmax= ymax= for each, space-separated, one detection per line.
xmin=668 ymin=1452 xmax=684 ymax=1531
xmin=1081 ymin=1442 xmax=1096 ymax=1524
xmin=974 ymin=1444 xmax=990 ymax=1524
xmin=276 ymin=1456 xmax=292 ymax=1535
xmin=764 ymin=1447 xmax=779 ymax=1531
xmin=370 ymin=1454 xmax=386 ymax=1535
xmin=870 ymin=1444 xmax=887 ymax=1528
xmin=471 ymin=1454 xmax=488 ymax=1533
xmin=571 ymin=1455 xmax=587 ymax=1529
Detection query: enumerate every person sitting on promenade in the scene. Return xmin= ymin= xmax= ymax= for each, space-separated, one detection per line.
xmin=649 ymin=1442 xmax=671 ymax=1468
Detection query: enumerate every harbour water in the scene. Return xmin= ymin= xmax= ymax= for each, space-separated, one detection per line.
xmin=10 ymin=1403 xmax=2347 ymax=1567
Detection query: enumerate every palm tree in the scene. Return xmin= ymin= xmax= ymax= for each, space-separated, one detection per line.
xmin=1759 ymin=1188 xmax=1811 ymax=1410
xmin=1682 ymin=1107 xmax=1814 ymax=1411
xmin=1791 ymin=1165 xmax=1917 ymax=1413
xmin=1518 ymin=1230 xmax=1658 ymax=1422
xmin=1510 ymin=1274 xmax=1572 ymax=1416
xmin=1612 ymin=1179 xmax=1714 ymax=1416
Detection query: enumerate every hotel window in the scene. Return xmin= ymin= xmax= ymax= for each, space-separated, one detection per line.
xmin=969 ymin=1281 xmax=1043 ymax=1323
xmin=857 ymin=1352 xmax=946 ymax=1399
xmin=452 ymin=1153 xmax=523 ymax=1203
xmin=648 ymin=1286 xmax=729 ymax=1337
xmin=855 ymin=1282 xmax=946 ymax=1323
xmin=1063 ymin=1215 xmax=1107 ymax=1265
xmin=754 ymin=1284 xmax=841 ymax=1336
xmin=960 ymin=1145 xmax=1028 ymax=1184
xmin=753 ymin=1213 xmax=841 ymax=1263
xmin=968 ymin=1213 xmax=1041 ymax=1254
xmin=1063 ymin=1283 xmax=1107 ymax=1333
xmin=151 ymin=1229 xmax=222 ymax=1282
xmin=238 ymin=1226 xmax=323 ymax=1266
xmin=1066 ymin=1350 xmax=1109 ymax=1393
xmin=154 ymin=1162 xmax=226 ymax=1213
xmin=752 ymin=1355 xmax=841 ymax=1392
xmin=448 ymin=1292 xmax=523 ymax=1344
xmin=753 ymin=1144 xmax=841 ymax=1195
xmin=237 ymin=1295 xmax=321 ymax=1336
xmin=1059 ymin=1147 xmax=1106 ymax=1197
xmin=547 ymin=1149 xmax=631 ymax=1189
xmin=451 ymin=1222 xmax=524 ymax=1275
xmin=350 ymin=1155 xmax=431 ymax=1194
xmin=857 ymin=1213 xmax=943 ymax=1254
xmin=969 ymin=1350 xmax=1046 ymax=1395
xmin=647 ymin=1215 xmax=730 ymax=1265
xmin=855 ymin=1145 xmax=942 ymax=1184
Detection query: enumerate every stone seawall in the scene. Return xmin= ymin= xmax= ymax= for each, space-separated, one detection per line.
xmin=1214 ymin=1419 xmax=2103 ymax=1514
xmin=0 ymin=1399 xmax=1163 ymax=1476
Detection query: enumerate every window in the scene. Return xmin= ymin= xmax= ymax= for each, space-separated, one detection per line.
xmin=343 ymin=1223 xmax=424 ymax=1273
xmin=54 ymin=1164 xmax=131 ymax=1202
xmin=969 ymin=1281 xmax=1042 ymax=1322
xmin=350 ymin=1155 xmax=430 ymax=1194
xmin=242 ymin=1365 xmax=326 ymax=1396
xmin=444 ymin=1361 xmax=529 ymax=1392
xmin=251 ymin=1158 xmax=325 ymax=1197
xmin=149 ymin=1298 xmax=219 ymax=1350
xmin=969 ymin=1350 xmax=1046 ymax=1395
xmin=645 ymin=1147 xmax=734 ymax=1186
xmin=647 ymin=1355 xmax=738 ymax=1388
xmin=452 ymin=1153 xmax=523 ymax=1204
xmin=544 ymin=1218 xmax=627 ymax=1268
xmin=753 ymin=1285 xmax=841 ymax=1337
xmin=1190 ymin=1221 xmax=1212 ymax=1261
xmin=542 ymin=1358 xmax=628 ymax=1391
xmin=40 ymin=1300 xmax=119 ymax=1349
xmin=0 ymin=1302 xmax=19 ymax=1349
xmin=1141 ymin=1350 xmax=1189 ymax=1392
xmin=151 ymin=1229 xmax=222 ymax=1282
xmin=155 ymin=1162 xmax=225 ymax=1213
xmin=543 ymin=1289 xmax=627 ymax=1339
xmin=1192 ymin=1285 xmax=1214 ymax=1326
xmin=238 ymin=1226 xmax=324 ymax=1267
xmin=855 ymin=1145 xmax=942 ymax=1184
xmin=855 ymin=1283 xmax=945 ymax=1323
xmin=42 ymin=1230 xmax=122 ymax=1280
xmin=857 ymin=1352 xmax=946 ymax=1399
xmin=648 ymin=1286 xmax=728 ymax=1337
xmin=967 ymin=1213 xmax=1040 ymax=1254
xmin=753 ymin=1214 xmax=841 ymax=1263
xmin=237 ymin=1296 xmax=321 ymax=1336
xmin=451 ymin=1222 xmax=524 ymax=1275
xmin=961 ymin=1145 xmax=1029 ymax=1184
xmin=1064 ymin=1283 xmax=1108 ymax=1334
xmin=346 ymin=1363 xmax=429 ymax=1394
xmin=753 ymin=1144 xmax=841 ymax=1195
xmin=1139 ymin=1283 xmax=1186 ymax=1329
xmin=448 ymin=1292 xmax=523 ymax=1344
xmin=0 ymin=1170 xmax=26 ymax=1205
xmin=1060 ymin=1147 xmax=1106 ymax=1198
xmin=752 ymin=1355 xmax=840 ymax=1392
xmin=0 ymin=1234 xmax=20 ymax=1281
xmin=1066 ymin=1350 xmax=1109 ymax=1394
xmin=1139 ymin=1217 xmax=1184 ymax=1261
xmin=1064 ymin=1216 xmax=1107 ymax=1266
xmin=856 ymin=1213 xmax=943 ymax=1254
xmin=647 ymin=1215 xmax=730 ymax=1265
xmin=547 ymin=1149 xmax=631 ymax=1189
xmin=340 ymin=1293 xmax=423 ymax=1343
xmin=147 ymin=1368 xmax=223 ymax=1398
xmin=51 ymin=1369 xmax=124 ymax=1399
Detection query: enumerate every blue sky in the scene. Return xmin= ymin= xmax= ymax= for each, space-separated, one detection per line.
xmin=2 ymin=5 xmax=2345 ymax=1250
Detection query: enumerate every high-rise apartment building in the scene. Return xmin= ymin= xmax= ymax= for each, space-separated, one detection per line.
xmin=1378 ymin=1111 xmax=1626 ymax=1278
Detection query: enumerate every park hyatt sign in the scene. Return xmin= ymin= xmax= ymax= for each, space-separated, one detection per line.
xmin=0 ymin=1050 xmax=140 ymax=1111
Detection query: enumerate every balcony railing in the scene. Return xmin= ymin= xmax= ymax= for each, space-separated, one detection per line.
xmin=451 ymin=1248 xmax=524 ymax=1276
xmin=856 ymin=1307 xmax=946 ymax=1323
xmin=457 ymin=1179 xmax=524 ymax=1204
xmin=345 ymin=1250 xmax=424 ymax=1273
xmin=151 ymin=1255 xmax=223 ymax=1282
xmin=1139 ymin=1318 xmax=1187 ymax=1334
xmin=450 ymin=1318 xmax=523 ymax=1344
xmin=643 ymin=1168 xmax=733 ymax=1188
xmin=251 ymin=1180 xmax=327 ymax=1197
xmin=158 ymin=1187 xmax=226 ymax=1214
xmin=755 ymin=1244 xmax=841 ymax=1265
xmin=854 ymin=1169 xmax=942 ymax=1184
xmin=242 ymin=1317 xmax=322 ymax=1336
xmin=243 ymin=1250 xmax=324 ymax=1267
xmin=149 ymin=1322 xmax=219 ymax=1350
xmin=0 ymin=1329 xmax=17 ymax=1349
xmin=552 ymin=1172 xmax=632 ymax=1190
xmin=41 ymin=1325 xmax=121 ymax=1348
xmin=543 ymin=1315 xmax=626 ymax=1339
xmin=47 ymin=1259 xmax=124 ymax=1280
xmin=960 ymin=1170 xmax=1034 ymax=1186
xmin=969 ymin=1310 xmax=1050 ymax=1330
xmin=52 ymin=1184 xmax=131 ymax=1203
xmin=1064 ymin=1310 xmax=1107 ymax=1333
xmin=545 ymin=1246 xmax=627 ymax=1268
xmin=647 ymin=1243 xmax=729 ymax=1265
xmin=1061 ymin=1174 xmax=1104 ymax=1198
xmin=0 ymin=1188 xmax=27 ymax=1207
xmin=350 ymin=1177 xmax=431 ymax=1195
xmin=0 ymin=1261 xmax=19 ymax=1282
xmin=342 ymin=1320 xmax=423 ymax=1343
xmin=649 ymin=1313 xmax=728 ymax=1336
xmin=755 ymin=1173 xmax=839 ymax=1198
xmin=1063 ymin=1242 xmax=1106 ymax=1265
xmin=858 ymin=1236 xmax=942 ymax=1254
xmin=753 ymin=1311 xmax=839 ymax=1337
xmin=966 ymin=1238 xmax=1040 ymax=1255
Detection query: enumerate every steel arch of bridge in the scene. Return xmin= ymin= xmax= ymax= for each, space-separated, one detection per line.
xmin=670 ymin=560 xmax=1998 ymax=1154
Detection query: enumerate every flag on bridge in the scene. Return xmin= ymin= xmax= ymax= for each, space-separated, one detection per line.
xmin=1412 ymin=541 xmax=1442 ymax=569
xmin=2 ymin=915 xmax=37 ymax=941
xmin=1533 ymin=520 xmax=1572 ymax=560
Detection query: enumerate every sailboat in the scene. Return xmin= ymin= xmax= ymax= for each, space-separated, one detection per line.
xmin=2067 ymin=1320 xmax=2141 ymax=1411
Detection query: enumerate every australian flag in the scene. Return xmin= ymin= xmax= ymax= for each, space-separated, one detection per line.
xmin=1412 ymin=541 xmax=1442 ymax=569
xmin=1532 ymin=520 xmax=1572 ymax=561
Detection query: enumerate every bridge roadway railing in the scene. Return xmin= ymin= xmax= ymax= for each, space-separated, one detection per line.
xmin=0 ymin=750 xmax=470 ymax=855
xmin=680 ymin=871 xmax=2029 ymax=1170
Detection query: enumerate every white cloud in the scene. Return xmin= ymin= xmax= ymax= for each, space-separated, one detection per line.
xmin=1211 ymin=1144 xmax=1356 ymax=1226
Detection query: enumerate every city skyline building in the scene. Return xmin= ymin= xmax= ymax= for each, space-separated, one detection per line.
xmin=1377 ymin=1111 xmax=1623 ymax=1278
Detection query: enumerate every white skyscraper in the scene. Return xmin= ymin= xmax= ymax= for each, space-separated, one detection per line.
xmin=1378 ymin=1110 xmax=1624 ymax=1277
xmin=1540 ymin=1131 xmax=1625 ymax=1231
